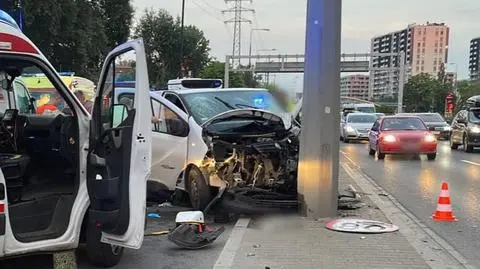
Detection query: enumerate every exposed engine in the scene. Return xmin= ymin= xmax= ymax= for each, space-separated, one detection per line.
xmin=200 ymin=128 xmax=300 ymax=195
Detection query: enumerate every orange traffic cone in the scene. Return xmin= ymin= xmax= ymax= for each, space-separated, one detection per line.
xmin=432 ymin=182 xmax=457 ymax=222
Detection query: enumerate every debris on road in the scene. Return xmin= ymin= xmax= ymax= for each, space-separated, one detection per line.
xmin=325 ymin=218 xmax=399 ymax=234
xmin=158 ymin=202 xmax=173 ymax=208
xmin=338 ymin=184 xmax=364 ymax=210
xmin=145 ymin=230 xmax=169 ymax=236
xmin=147 ymin=213 xmax=161 ymax=219
xmin=168 ymin=211 xmax=225 ymax=249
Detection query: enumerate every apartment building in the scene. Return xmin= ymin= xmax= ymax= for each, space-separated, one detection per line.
xmin=370 ymin=22 xmax=449 ymax=100
xmin=469 ymin=37 xmax=480 ymax=80
xmin=340 ymin=74 xmax=369 ymax=100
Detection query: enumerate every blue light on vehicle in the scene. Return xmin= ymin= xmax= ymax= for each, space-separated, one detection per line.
xmin=213 ymin=80 xmax=222 ymax=88
xmin=253 ymin=95 xmax=267 ymax=109
xmin=0 ymin=10 xmax=20 ymax=29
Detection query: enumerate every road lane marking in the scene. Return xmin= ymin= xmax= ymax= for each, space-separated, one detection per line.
xmin=213 ymin=217 xmax=250 ymax=269
xmin=461 ymin=160 xmax=480 ymax=166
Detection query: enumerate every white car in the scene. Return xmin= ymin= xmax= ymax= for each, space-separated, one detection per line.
xmin=115 ymin=87 xmax=301 ymax=212
xmin=0 ymin=11 xmax=151 ymax=267
xmin=340 ymin=113 xmax=377 ymax=143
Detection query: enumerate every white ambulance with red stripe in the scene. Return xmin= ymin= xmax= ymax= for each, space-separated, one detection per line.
xmin=0 ymin=10 xmax=151 ymax=266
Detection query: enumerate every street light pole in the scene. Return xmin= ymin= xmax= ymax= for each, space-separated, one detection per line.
xmin=298 ymin=0 xmax=341 ymax=218
xmin=248 ymin=28 xmax=270 ymax=67
xmin=179 ymin=0 xmax=186 ymax=78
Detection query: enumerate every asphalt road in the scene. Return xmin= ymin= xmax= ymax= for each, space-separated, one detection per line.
xmin=341 ymin=140 xmax=480 ymax=268
xmin=0 ymin=206 xmax=233 ymax=269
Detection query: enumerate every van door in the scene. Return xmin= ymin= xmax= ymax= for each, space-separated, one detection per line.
xmin=150 ymin=96 xmax=189 ymax=190
xmin=86 ymin=39 xmax=151 ymax=249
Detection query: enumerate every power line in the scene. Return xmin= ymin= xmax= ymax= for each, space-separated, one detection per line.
xmin=197 ymin=0 xmax=222 ymax=12
xmin=191 ymin=0 xmax=225 ymax=22
xmin=223 ymin=0 xmax=255 ymax=67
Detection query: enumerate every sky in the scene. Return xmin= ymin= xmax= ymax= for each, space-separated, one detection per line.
xmin=132 ymin=0 xmax=480 ymax=91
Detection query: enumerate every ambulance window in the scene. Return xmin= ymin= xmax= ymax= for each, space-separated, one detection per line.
xmin=14 ymin=81 xmax=31 ymax=114
xmin=1 ymin=65 xmax=71 ymax=116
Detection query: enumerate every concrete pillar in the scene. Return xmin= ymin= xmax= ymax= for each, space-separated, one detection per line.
xmin=297 ymin=0 xmax=342 ymax=218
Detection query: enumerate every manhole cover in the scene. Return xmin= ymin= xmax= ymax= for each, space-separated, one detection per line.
xmin=325 ymin=218 xmax=399 ymax=233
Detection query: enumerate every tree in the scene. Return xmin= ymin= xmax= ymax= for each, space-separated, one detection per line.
xmin=403 ymin=74 xmax=449 ymax=113
xmin=99 ymin=0 xmax=133 ymax=48
xmin=14 ymin=0 xmax=131 ymax=80
xmin=133 ymin=8 xmax=210 ymax=87
xmin=199 ymin=61 xmax=260 ymax=88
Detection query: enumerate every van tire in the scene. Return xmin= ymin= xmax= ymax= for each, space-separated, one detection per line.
xmin=186 ymin=166 xmax=212 ymax=210
xmin=85 ymin=221 xmax=124 ymax=267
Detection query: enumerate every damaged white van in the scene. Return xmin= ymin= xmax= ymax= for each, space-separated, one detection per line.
xmin=0 ymin=10 xmax=151 ymax=266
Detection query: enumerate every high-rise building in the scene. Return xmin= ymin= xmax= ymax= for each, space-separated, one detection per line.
xmin=469 ymin=37 xmax=480 ymax=81
xmin=340 ymin=75 xmax=369 ymax=100
xmin=369 ymin=22 xmax=449 ymax=100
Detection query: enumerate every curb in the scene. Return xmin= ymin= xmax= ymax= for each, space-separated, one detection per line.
xmin=212 ymin=218 xmax=251 ymax=269
xmin=341 ymin=156 xmax=477 ymax=269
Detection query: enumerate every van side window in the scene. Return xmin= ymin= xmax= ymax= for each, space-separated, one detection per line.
xmin=151 ymin=98 xmax=184 ymax=136
xmin=164 ymin=93 xmax=186 ymax=113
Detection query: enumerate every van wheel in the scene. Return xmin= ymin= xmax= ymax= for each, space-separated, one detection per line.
xmin=85 ymin=221 xmax=124 ymax=267
xmin=186 ymin=166 xmax=212 ymax=210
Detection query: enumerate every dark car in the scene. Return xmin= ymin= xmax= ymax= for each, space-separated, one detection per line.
xmin=450 ymin=106 xmax=480 ymax=152
xmin=398 ymin=113 xmax=450 ymax=140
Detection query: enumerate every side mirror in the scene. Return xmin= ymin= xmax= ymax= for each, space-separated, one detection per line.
xmin=457 ymin=118 xmax=467 ymax=124
xmin=166 ymin=118 xmax=189 ymax=137
xmin=112 ymin=104 xmax=129 ymax=127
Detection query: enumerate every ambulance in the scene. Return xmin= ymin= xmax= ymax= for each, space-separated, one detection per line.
xmin=0 ymin=10 xmax=151 ymax=267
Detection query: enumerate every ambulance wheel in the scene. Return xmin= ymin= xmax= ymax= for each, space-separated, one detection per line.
xmin=186 ymin=166 xmax=212 ymax=211
xmin=85 ymin=221 xmax=124 ymax=267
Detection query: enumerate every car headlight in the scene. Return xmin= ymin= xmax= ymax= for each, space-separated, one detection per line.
xmin=383 ymin=134 xmax=397 ymax=143
xmin=443 ymin=126 xmax=451 ymax=131
xmin=470 ymin=126 xmax=480 ymax=133
xmin=345 ymin=126 xmax=355 ymax=133
xmin=424 ymin=134 xmax=437 ymax=142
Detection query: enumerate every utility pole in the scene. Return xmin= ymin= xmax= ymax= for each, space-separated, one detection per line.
xmin=297 ymin=0 xmax=341 ymax=218
xmin=223 ymin=0 xmax=254 ymax=68
xmin=179 ymin=0 xmax=186 ymax=78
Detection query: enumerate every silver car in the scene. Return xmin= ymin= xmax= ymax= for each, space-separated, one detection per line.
xmin=341 ymin=112 xmax=377 ymax=143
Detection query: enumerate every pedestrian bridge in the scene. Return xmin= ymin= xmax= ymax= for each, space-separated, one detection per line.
xmin=254 ymin=60 xmax=369 ymax=73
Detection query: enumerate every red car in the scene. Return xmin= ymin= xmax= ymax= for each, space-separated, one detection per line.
xmin=368 ymin=115 xmax=438 ymax=160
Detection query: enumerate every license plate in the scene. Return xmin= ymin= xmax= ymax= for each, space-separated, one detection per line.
xmin=403 ymin=143 xmax=418 ymax=151
xmin=433 ymin=131 xmax=440 ymax=135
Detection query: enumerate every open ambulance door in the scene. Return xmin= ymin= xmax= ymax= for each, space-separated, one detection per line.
xmin=86 ymin=39 xmax=152 ymax=249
